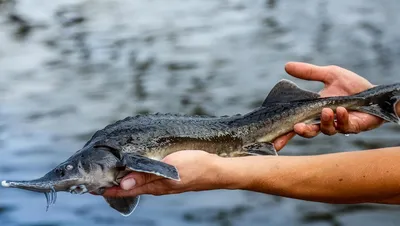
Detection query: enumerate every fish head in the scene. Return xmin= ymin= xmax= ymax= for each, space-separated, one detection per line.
xmin=1 ymin=146 xmax=122 ymax=209
xmin=48 ymin=145 xmax=122 ymax=194
xmin=61 ymin=145 xmax=122 ymax=194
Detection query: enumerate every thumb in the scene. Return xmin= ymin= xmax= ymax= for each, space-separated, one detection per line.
xmin=101 ymin=172 xmax=162 ymax=197
xmin=285 ymin=62 xmax=333 ymax=84
xmin=120 ymin=172 xmax=161 ymax=191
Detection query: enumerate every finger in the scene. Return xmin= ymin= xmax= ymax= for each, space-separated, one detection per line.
xmin=274 ymin=132 xmax=296 ymax=151
xmin=320 ymin=108 xmax=337 ymax=135
xmin=93 ymin=172 xmax=164 ymax=197
xmin=103 ymin=185 xmax=129 ymax=197
xmin=285 ymin=62 xmax=333 ymax=84
xmin=335 ymin=107 xmax=351 ymax=133
xmin=293 ymin=123 xmax=320 ymax=138
xmin=120 ymin=172 xmax=162 ymax=191
xmin=103 ymin=179 xmax=166 ymax=197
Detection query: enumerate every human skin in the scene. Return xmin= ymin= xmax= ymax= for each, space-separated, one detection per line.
xmin=102 ymin=62 xmax=400 ymax=204
xmin=273 ymin=62 xmax=385 ymax=150
xmin=104 ymin=148 xmax=400 ymax=204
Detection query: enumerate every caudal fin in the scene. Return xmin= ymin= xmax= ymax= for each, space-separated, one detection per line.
xmin=356 ymin=83 xmax=400 ymax=124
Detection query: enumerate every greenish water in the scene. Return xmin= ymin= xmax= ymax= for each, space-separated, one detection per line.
xmin=1 ymin=0 xmax=400 ymax=225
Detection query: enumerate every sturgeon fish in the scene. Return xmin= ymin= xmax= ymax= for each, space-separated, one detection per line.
xmin=2 ymin=79 xmax=400 ymax=216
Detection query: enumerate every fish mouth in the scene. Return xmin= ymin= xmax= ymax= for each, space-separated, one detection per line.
xmin=68 ymin=184 xmax=88 ymax=194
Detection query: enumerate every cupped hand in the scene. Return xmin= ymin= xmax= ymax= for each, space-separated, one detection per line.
xmin=102 ymin=150 xmax=225 ymax=198
xmin=273 ymin=62 xmax=384 ymax=151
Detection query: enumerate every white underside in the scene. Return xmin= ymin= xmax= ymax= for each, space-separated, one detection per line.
xmin=1 ymin=180 xmax=10 ymax=187
xmin=145 ymin=154 xmax=163 ymax=161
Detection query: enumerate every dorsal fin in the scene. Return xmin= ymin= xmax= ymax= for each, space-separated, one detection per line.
xmin=262 ymin=79 xmax=320 ymax=106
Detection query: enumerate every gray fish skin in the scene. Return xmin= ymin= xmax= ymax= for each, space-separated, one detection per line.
xmin=2 ymin=79 xmax=400 ymax=216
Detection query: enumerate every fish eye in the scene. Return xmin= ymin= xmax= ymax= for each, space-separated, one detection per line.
xmin=65 ymin=165 xmax=73 ymax=171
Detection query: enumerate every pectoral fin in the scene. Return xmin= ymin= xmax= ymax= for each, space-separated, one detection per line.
xmin=104 ymin=196 xmax=140 ymax=216
xmin=243 ymin=142 xmax=278 ymax=156
xmin=121 ymin=154 xmax=180 ymax=181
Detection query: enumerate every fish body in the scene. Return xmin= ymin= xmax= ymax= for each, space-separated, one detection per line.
xmin=2 ymin=79 xmax=400 ymax=216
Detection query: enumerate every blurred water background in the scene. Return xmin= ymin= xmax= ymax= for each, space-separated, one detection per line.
xmin=1 ymin=0 xmax=400 ymax=225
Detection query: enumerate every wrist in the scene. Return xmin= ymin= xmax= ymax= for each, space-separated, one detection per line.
xmin=205 ymin=155 xmax=232 ymax=189
xmin=213 ymin=156 xmax=255 ymax=190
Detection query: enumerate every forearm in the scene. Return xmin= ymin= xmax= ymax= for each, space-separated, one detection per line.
xmin=217 ymin=147 xmax=400 ymax=204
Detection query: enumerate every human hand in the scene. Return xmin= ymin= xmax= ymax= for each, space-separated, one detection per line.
xmin=274 ymin=62 xmax=384 ymax=150
xmin=102 ymin=151 xmax=228 ymax=198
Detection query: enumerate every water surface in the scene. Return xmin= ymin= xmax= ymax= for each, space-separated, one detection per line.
xmin=1 ymin=0 xmax=400 ymax=225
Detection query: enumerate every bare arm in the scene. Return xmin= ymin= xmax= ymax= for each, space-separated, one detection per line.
xmin=103 ymin=147 xmax=400 ymax=205
xmin=222 ymin=147 xmax=400 ymax=204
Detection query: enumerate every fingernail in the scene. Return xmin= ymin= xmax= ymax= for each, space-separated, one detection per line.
xmin=121 ymin=178 xmax=136 ymax=190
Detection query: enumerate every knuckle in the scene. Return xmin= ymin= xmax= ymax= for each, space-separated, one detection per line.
xmin=336 ymin=122 xmax=347 ymax=130
xmin=321 ymin=121 xmax=333 ymax=128
xmin=338 ymin=123 xmax=360 ymax=134
xmin=321 ymin=128 xmax=337 ymax=136
xmin=306 ymin=67 xmax=315 ymax=78
xmin=132 ymin=173 xmax=147 ymax=186
xmin=326 ymin=65 xmax=340 ymax=72
xmin=143 ymin=173 xmax=154 ymax=183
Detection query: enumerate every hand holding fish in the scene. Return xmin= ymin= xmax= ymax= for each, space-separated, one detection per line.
xmin=103 ymin=150 xmax=222 ymax=197
xmin=274 ymin=62 xmax=385 ymax=150
xmin=104 ymin=146 xmax=400 ymax=206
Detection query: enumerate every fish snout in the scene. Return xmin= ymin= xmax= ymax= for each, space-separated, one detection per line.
xmin=1 ymin=167 xmax=81 ymax=193
xmin=1 ymin=176 xmax=88 ymax=211
xmin=1 ymin=179 xmax=55 ymax=192
xmin=69 ymin=184 xmax=89 ymax=194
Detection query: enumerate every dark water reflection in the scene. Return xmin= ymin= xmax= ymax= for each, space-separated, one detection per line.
xmin=1 ymin=0 xmax=400 ymax=225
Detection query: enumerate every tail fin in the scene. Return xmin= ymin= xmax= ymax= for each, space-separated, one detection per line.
xmin=355 ymin=83 xmax=400 ymax=124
